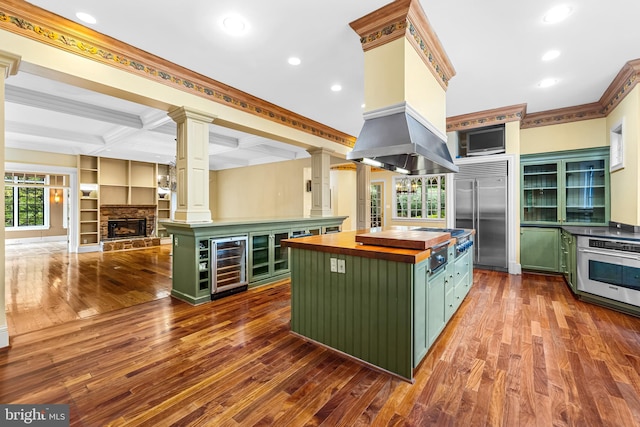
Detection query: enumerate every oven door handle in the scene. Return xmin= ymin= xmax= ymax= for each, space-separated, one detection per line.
xmin=579 ymin=248 xmax=640 ymax=261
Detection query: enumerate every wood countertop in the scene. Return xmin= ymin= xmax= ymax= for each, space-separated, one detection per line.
xmin=282 ymin=230 xmax=453 ymax=264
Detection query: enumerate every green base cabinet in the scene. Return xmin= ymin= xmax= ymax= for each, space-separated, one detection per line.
xmin=163 ymin=216 xmax=347 ymax=305
xmin=249 ymin=229 xmax=291 ymax=285
xmin=290 ymin=248 xmax=414 ymax=379
xmin=560 ymin=229 xmax=577 ymax=291
xmin=290 ymin=240 xmax=474 ymax=381
xmin=520 ymin=227 xmax=560 ymax=272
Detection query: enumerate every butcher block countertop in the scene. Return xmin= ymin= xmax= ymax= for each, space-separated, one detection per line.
xmin=282 ymin=229 xmax=454 ymax=264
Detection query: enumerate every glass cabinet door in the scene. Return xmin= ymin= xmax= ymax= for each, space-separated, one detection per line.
xmin=522 ymin=162 xmax=559 ymax=223
xmin=272 ymin=231 xmax=290 ymax=275
xmin=250 ymin=233 xmax=270 ymax=279
xmin=564 ymin=159 xmax=606 ymax=224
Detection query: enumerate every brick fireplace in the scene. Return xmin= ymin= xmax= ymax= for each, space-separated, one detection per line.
xmin=100 ymin=205 xmax=160 ymax=251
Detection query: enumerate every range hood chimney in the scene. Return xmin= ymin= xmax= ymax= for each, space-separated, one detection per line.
xmin=347 ymin=102 xmax=458 ymax=174
xmin=348 ymin=0 xmax=458 ymax=175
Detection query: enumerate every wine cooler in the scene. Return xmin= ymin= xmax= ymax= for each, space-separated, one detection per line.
xmin=210 ymin=236 xmax=248 ymax=299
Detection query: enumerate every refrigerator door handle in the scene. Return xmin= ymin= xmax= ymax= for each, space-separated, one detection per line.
xmin=473 ymin=179 xmax=479 ymax=258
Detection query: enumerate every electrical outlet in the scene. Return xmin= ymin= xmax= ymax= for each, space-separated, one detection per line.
xmin=174 ymin=237 xmax=179 ymax=246
xmin=337 ymin=259 xmax=346 ymax=274
xmin=330 ymin=258 xmax=338 ymax=272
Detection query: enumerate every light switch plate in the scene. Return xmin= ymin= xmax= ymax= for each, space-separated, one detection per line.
xmin=337 ymin=259 xmax=346 ymax=274
xmin=330 ymin=258 xmax=338 ymax=272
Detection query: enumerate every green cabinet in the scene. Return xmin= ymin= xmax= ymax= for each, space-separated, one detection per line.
xmin=249 ymin=229 xmax=290 ymax=283
xmin=560 ymin=229 xmax=577 ymax=291
xmin=427 ymin=267 xmax=447 ymax=350
xmin=520 ymin=227 xmax=560 ymax=272
xmin=521 ymin=148 xmax=610 ymax=226
xmin=163 ymin=216 xmax=347 ymax=304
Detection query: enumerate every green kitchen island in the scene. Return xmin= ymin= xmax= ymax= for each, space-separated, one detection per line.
xmin=283 ymin=228 xmax=474 ymax=381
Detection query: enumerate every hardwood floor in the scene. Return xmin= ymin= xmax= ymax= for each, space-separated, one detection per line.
xmin=5 ymin=244 xmax=172 ymax=335
xmin=3 ymin=255 xmax=640 ymax=425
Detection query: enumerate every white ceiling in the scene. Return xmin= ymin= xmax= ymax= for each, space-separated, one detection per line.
xmin=6 ymin=0 xmax=640 ymax=169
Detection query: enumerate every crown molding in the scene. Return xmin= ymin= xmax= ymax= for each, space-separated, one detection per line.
xmin=349 ymin=0 xmax=455 ymax=90
xmin=0 ymin=0 xmax=356 ymax=148
xmin=446 ymin=104 xmax=527 ymax=132
xmin=0 ymin=49 xmax=20 ymax=77
xmin=599 ymin=58 xmax=640 ymax=115
xmin=520 ymin=103 xmax=604 ymax=129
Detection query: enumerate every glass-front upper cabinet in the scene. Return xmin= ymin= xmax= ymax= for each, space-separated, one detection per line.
xmin=522 ymin=162 xmax=559 ymax=223
xmin=521 ymin=148 xmax=609 ymax=226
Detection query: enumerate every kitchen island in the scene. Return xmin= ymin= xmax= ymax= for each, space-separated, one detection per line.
xmin=283 ymin=228 xmax=474 ymax=381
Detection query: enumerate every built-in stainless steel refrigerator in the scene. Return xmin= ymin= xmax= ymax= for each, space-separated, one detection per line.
xmin=455 ymin=161 xmax=508 ymax=270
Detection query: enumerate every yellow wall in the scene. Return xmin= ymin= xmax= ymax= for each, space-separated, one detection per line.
xmin=363 ymin=38 xmax=446 ymax=134
xmin=520 ymin=118 xmax=607 ymax=155
xmin=607 ymin=86 xmax=640 ymax=226
xmin=403 ymin=41 xmax=447 ymax=134
xmin=363 ymin=38 xmax=405 ymax=111
xmin=505 ymin=121 xmax=521 ymax=263
xmin=212 ymin=159 xmax=311 ymax=219
xmin=5 ymin=148 xmax=77 ymax=168
xmin=330 ymin=169 xmax=357 ymax=231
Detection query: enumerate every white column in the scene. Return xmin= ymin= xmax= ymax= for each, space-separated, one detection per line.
xmin=0 ymin=51 xmax=21 ymax=348
xmin=308 ymin=148 xmax=334 ymax=217
xmin=168 ymin=107 xmax=215 ymax=223
xmin=356 ymin=163 xmax=371 ymax=230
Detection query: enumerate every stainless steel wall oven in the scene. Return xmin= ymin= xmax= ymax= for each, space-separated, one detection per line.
xmin=577 ymin=236 xmax=640 ymax=307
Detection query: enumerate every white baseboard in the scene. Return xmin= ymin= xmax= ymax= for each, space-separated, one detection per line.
xmin=6 ymin=235 xmax=67 ymax=245
xmin=0 ymin=325 xmax=9 ymax=348
xmin=77 ymin=244 xmax=101 ymax=253
xmin=509 ymin=262 xmax=522 ymax=275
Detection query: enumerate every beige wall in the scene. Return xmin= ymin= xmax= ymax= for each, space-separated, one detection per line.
xmin=212 ymin=158 xmax=311 ymax=220
xmin=330 ymin=169 xmax=357 ymax=231
xmin=607 ymin=86 xmax=640 ymax=226
xmin=505 ymin=121 xmax=521 ymax=263
xmin=520 ymin=118 xmax=607 ymax=155
xmin=363 ymin=38 xmax=446 ymax=134
xmin=6 ymin=148 xmax=77 ymax=168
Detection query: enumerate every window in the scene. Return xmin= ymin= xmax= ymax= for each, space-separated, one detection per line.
xmin=5 ymin=173 xmax=49 ymax=230
xmin=394 ymin=175 xmax=446 ymax=219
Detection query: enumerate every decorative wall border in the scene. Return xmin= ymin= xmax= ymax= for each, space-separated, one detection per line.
xmin=448 ymin=58 xmax=640 ymax=131
xmin=520 ymin=103 xmax=604 ymax=129
xmin=447 ymin=104 xmax=527 ymax=132
xmin=349 ymin=0 xmax=455 ymax=91
xmin=0 ymin=1 xmax=356 ymax=148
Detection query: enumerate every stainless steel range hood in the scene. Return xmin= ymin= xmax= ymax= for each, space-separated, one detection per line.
xmin=347 ymin=102 xmax=458 ymax=175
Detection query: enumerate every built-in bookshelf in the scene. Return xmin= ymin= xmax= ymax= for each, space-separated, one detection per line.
xmin=78 ymin=155 xmax=172 ymax=246
xmin=78 ymin=155 xmax=100 ymax=247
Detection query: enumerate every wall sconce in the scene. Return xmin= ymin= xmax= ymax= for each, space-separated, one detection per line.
xmin=54 ymin=190 xmax=61 ymax=204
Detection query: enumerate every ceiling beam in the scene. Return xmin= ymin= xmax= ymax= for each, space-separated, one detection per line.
xmin=5 ymin=85 xmax=144 ymax=129
xmin=6 ymin=121 xmax=105 ymax=145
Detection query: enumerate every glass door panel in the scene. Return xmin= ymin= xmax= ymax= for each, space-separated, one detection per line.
xmin=273 ymin=231 xmax=290 ymax=275
xmin=522 ymin=162 xmax=558 ymax=223
xmin=564 ymin=159 xmax=606 ymax=224
xmin=251 ymin=234 xmax=270 ymax=278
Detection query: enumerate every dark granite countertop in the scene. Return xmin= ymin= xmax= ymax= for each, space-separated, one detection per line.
xmin=562 ymin=226 xmax=640 ymax=242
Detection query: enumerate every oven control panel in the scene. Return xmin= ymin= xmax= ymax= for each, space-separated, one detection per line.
xmin=588 ymin=239 xmax=640 ymax=253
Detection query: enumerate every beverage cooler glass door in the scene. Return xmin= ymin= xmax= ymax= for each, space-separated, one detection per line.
xmin=211 ymin=236 xmax=248 ymax=294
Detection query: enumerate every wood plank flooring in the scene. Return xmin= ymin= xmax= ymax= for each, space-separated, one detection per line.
xmin=3 ymin=253 xmax=640 ymax=425
xmin=5 ymin=244 xmax=172 ymax=335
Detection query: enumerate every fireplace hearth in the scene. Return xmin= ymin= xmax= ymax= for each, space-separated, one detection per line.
xmin=107 ymin=218 xmax=147 ymax=239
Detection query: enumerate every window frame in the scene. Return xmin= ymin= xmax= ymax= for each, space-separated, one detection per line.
xmin=5 ymin=174 xmax=51 ymax=231
xmin=392 ymin=174 xmax=446 ymax=221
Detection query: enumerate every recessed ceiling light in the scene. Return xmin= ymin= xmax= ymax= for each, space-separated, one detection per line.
xmin=288 ymin=57 xmax=301 ymax=66
xmin=542 ymin=50 xmax=561 ymax=61
xmin=331 ymin=84 xmax=342 ymax=92
xmin=538 ymin=78 xmax=559 ymax=88
xmin=361 ymin=103 xmax=366 ymax=109
xmin=76 ymin=12 xmax=97 ymax=25
xmin=221 ymin=14 xmax=249 ymax=36
xmin=543 ymin=5 xmax=572 ymax=24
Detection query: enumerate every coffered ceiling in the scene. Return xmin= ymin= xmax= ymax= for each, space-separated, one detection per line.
xmin=5 ymin=0 xmax=640 ymax=169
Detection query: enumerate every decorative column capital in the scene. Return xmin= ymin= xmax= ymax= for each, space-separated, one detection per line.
xmin=0 ymin=50 xmax=21 ymax=78
xmin=168 ymin=106 xmax=217 ymax=124
xmin=306 ymin=147 xmax=335 ymax=157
